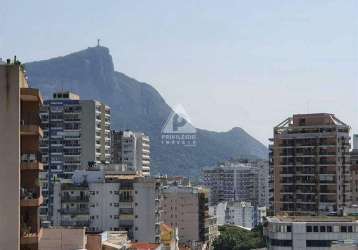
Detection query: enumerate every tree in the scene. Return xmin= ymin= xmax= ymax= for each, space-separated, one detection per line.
xmin=212 ymin=225 xmax=266 ymax=250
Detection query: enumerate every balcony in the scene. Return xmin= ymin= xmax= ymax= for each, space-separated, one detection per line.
xmin=21 ymin=195 xmax=43 ymax=207
xmin=21 ymin=186 xmax=42 ymax=207
xmin=21 ymin=153 xmax=43 ymax=171
xmin=60 ymin=208 xmax=89 ymax=214
xmin=20 ymin=88 xmax=43 ymax=103
xmin=21 ymin=124 xmax=43 ymax=137
xmin=61 ymin=195 xmax=89 ymax=203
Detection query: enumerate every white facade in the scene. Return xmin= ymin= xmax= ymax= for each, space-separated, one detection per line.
xmin=203 ymin=161 xmax=269 ymax=207
xmin=40 ymin=92 xmax=111 ymax=221
xmin=111 ymin=130 xmax=150 ymax=176
xmin=209 ymin=201 xmax=266 ymax=229
xmin=53 ymin=169 xmax=161 ymax=242
xmin=264 ymin=216 xmax=358 ymax=250
xmin=133 ymin=179 xmax=161 ymax=243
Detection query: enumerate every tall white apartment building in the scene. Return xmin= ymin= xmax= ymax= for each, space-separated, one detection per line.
xmin=202 ymin=161 xmax=269 ymax=207
xmin=40 ymin=91 xmax=111 ymax=221
xmin=111 ymin=130 xmax=150 ymax=175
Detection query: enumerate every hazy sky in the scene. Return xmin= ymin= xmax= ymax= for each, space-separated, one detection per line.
xmin=1 ymin=0 xmax=357 ymax=144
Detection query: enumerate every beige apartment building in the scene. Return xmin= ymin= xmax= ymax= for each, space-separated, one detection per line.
xmin=270 ymin=113 xmax=351 ymax=216
xmin=161 ymin=186 xmax=217 ymax=249
xmin=0 ymin=62 xmax=43 ymax=249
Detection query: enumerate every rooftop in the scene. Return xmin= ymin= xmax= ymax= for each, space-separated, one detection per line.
xmin=267 ymin=216 xmax=358 ymax=223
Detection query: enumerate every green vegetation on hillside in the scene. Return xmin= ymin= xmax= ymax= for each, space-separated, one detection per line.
xmin=212 ymin=225 xmax=266 ymax=250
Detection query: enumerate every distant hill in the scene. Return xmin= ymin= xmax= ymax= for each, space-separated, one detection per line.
xmin=24 ymin=46 xmax=267 ymax=176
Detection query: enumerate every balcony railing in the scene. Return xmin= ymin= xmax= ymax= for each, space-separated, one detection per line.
xmin=20 ymin=187 xmax=43 ymax=207
xmin=21 ymin=153 xmax=43 ymax=171
xmin=61 ymin=196 xmax=89 ymax=203
xmin=60 ymin=208 xmax=89 ymax=214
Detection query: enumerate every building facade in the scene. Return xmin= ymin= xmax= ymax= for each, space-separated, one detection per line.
xmin=209 ymin=201 xmax=266 ymax=229
xmin=264 ymin=216 xmax=358 ymax=250
xmin=40 ymin=91 xmax=111 ymax=221
xmin=202 ymin=161 xmax=269 ymax=207
xmin=270 ymin=113 xmax=351 ymax=215
xmin=351 ymin=135 xmax=358 ymax=205
xmin=111 ymin=130 xmax=150 ymax=176
xmin=52 ymin=166 xmax=161 ymax=243
xmin=0 ymin=62 xmax=43 ymax=250
xmin=161 ymin=186 xmax=217 ymax=249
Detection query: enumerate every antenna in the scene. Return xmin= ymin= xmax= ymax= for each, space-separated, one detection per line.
xmin=97 ymin=38 xmax=101 ymax=47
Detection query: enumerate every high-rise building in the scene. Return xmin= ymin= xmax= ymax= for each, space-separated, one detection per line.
xmin=350 ymin=134 xmax=358 ymax=205
xmin=202 ymin=161 xmax=269 ymax=207
xmin=111 ymin=130 xmax=150 ymax=176
xmin=40 ymin=91 xmax=111 ymax=221
xmin=0 ymin=62 xmax=43 ymax=249
xmin=270 ymin=113 xmax=351 ymax=216
xmin=161 ymin=186 xmax=217 ymax=249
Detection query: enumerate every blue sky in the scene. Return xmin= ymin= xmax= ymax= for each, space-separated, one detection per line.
xmin=1 ymin=0 xmax=357 ymax=144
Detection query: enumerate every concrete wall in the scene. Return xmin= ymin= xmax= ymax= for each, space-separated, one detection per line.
xmin=80 ymin=100 xmax=96 ymax=167
xmin=39 ymin=228 xmax=86 ymax=250
xmin=133 ymin=181 xmax=157 ymax=242
xmin=0 ymin=65 xmax=20 ymax=250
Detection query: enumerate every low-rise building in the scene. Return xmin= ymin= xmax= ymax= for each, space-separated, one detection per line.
xmin=264 ymin=216 xmax=358 ymax=250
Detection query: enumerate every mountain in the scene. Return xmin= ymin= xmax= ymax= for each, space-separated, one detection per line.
xmin=24 ymin=46 xmax=267 ymax=176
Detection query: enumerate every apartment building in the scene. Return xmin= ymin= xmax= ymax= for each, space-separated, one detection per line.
xmin=209 ymin=201 xmax=266 ymax=229
xmin=40 ymin=91 xmax=111 ymax=221
xmin=202 ymin=161 xmax=269 ymax=207
xmin=0 ymin=62 xmax=43 ymax=249
xmin=52 ymin=166 xmax=161 ymax=243
xmin=111 ymin=130 xmax=150 ymax=176
xmin=264 ymin=216 xmax=358 ymax=250
xmin=270 ymin=113 xmax=351 ymax=216
xmin=351 ymin=134 xmax=358 ymax=205
xmin=161 ymin=186 xmax=218 ymax=249
xmin=210 ymin=201 xmax=264 ymax=229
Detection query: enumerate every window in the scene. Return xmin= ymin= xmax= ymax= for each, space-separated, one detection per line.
xmin=348 ymin=226 xmax=353 ymax=232
xmin=306 ymin=240 xmax=331 ymax=247
xmin=306 ymin=226 xmax=312 ymax=232
xmin=270 ymin=239 xmax=292 ymax=247
xmin=287 ymin=225 xmax=292 ymax=233
xmin=320 ymin=226 xmax=326 ymax=232
xmin=341 ymin=226 xmax=347 ymax=232
xmin=327 ymin=226 xmax=332 ymax=232
xmin=313 ymin=226 xmax=319 ymax=232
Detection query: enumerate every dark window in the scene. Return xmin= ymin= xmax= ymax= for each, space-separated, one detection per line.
xmin=313 ymin=226 xmax=319 ymax=232
xmin=287 ymin=225 xmax=292 ymax=232
xmin=306 ymin=240 xmax=331 ymax=247
xmin=348 ymin=226 xmax=353 ymax=232
xmin=327 ymin=226 xmax=332 ymax=232
xmin=341 ymin=226 xmax=347 ymax=232
xmin=306 ymin=226 xmax=312 ymax=232
xmin=320 ymin=226 xmax=326 ymax=232
xmin=270 ymin=239 xmax=292 ymax=247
